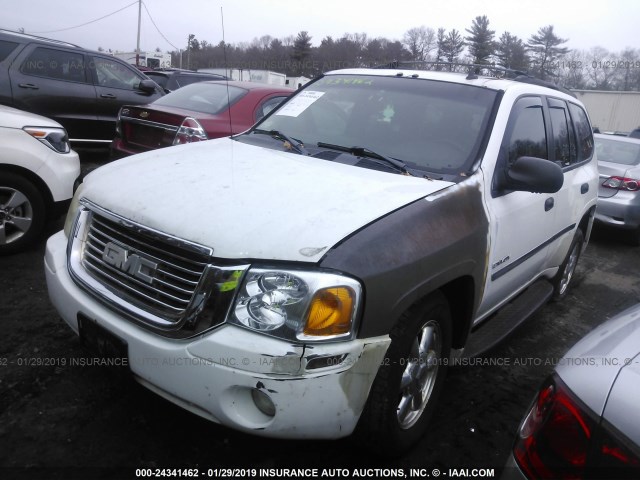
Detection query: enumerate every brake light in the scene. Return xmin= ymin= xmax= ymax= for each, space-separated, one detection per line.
xmin=514 ymin=374 xmax=640 ymax=479
xmin=173 ymin=117 xmax=208 ymax=145
xmin=601 ymin=176 xmax=640 ymax=191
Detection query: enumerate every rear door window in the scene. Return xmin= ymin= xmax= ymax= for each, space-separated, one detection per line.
xmin=548 ymin=98 xmax=577 ymax=167
xmin=20 ymin=47 xmax=86 ymax=83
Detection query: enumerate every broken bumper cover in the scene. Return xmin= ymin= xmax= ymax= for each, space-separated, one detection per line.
xmin=44 ymin=230 xmax=390 ymax=439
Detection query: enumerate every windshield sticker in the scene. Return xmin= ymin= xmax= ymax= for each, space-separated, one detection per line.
xmin=323 ymin=78 xmax=374 ymax=86
xmin=275 ymin=91 xmax=325 ymax=117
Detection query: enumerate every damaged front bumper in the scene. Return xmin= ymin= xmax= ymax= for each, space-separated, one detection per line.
xmin=45 ymin=230 xmax=390 ymax=439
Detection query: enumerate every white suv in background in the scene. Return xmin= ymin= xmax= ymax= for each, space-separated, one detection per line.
xmin=0 ymin=105 xmax=80 ymax=254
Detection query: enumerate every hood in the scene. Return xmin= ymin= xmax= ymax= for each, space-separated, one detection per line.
xmin=81 ymin=138 xmax=453 ymax=262
xmin=0 ymin=104 xmax=64 ymax=130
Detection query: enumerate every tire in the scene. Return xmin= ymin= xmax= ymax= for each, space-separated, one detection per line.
xmin=356 ymin=292 xmax=452 ymax=455
xmin=552 ymin=229 xmax=584 ymax=301
xmin=0 ymin=173 xmax=46 ymax=255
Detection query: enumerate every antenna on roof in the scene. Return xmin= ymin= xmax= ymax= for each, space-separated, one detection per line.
xmin=221 ymin=7 xmax=233 ymax=136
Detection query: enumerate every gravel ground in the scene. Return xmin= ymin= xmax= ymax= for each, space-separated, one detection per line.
xmin=1 ymin=150 xmax=639 ymax=480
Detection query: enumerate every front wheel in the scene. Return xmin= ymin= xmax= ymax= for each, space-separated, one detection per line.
xmin=357 ymin=292 xmax=452 ymax=454
xmin=0 ymin=173 xmax=46 ymax=255
xmin=552 ymin=229 xmax=584 ymax=300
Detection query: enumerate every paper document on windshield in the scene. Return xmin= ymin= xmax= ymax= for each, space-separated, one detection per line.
xmin=275 ymin=91 xmax=325 ymax=117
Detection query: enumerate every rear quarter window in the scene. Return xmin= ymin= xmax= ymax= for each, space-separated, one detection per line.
xmin=0 ymin=40 xmax=19 ymax=62
xmin=568 ymin=103 xmax=594 ymax=162
xmin=595 ymin=137 xmax=640 ymax=166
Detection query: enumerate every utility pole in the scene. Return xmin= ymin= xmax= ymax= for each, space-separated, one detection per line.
xmin=135 ymin=0 xmax=142 ymax=66
xmin=187 ymin=34 xmax=193 ymax=70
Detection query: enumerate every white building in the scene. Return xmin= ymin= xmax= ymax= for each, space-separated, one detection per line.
xmin=573 ymin=90 xmax=640 ymax=133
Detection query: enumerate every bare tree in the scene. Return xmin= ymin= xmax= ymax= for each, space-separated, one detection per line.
xmin=555 ymin=50 xmax=587 ymax=89
xmin=403 ymin=26 xmax=436 ymax=61
xmin=585 ymin=46 xmax=616 ymax=90
xmin=618 ymin=48 xmax=640 ymax=91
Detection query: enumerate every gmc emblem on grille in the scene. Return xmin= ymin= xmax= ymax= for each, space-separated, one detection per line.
xmin=102 ymin=242 xmax=158 ymax=284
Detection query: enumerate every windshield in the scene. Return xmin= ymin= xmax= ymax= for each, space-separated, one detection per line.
xmin=254 ymin=74 xmax=498 ymax=174
xmin=595 ymin=137 xmax=640 ymax=166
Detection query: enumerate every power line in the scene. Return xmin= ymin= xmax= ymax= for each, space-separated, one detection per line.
xmin=141 ymin=1 xmax=180 ymax=51
xmin=30 ymin=1 xmax=138 ymax=34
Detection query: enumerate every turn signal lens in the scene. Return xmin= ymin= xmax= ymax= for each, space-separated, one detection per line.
xmin=23 ymin=126 xmax=71 ymax=153
xmin=304 ymin=287 xmax=355 ymax=336
xmin=231 ymin=268 xmax=361 ymax=342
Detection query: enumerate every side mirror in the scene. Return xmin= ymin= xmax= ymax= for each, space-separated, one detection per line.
xmin=138 ymin=79 xmax=159 ymax=94
xmin=503 ymin=156 xmax=564 ymax=193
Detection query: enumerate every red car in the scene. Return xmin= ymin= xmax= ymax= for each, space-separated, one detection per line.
xmin=111 ymin=81 xmax=291 ymax=158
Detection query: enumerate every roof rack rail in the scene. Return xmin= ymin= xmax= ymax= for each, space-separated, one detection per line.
xmin=374 ymin=60 xmax=576 ymax=98
xmin=0 ymin=28 xmax=82 ymax=49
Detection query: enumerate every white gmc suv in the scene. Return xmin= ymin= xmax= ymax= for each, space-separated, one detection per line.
xmin=45 ymin=67 xmax=598 ymax=453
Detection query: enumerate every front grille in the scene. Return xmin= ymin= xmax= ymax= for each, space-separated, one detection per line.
xmin=67 ymin=200 xmax=248 ymax=338
xmin=83 ymin=212 xmax=209 ymax=322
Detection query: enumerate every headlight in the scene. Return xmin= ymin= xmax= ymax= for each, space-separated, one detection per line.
xmin=23 ymin=126 xmax=71 ymax=153
xmin=63 ymin=183 xmax=84 ymax=237
xmin=230 ymin=268 xmax=361 ymax=342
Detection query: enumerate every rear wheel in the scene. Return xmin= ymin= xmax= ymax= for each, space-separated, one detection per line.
xmin=552 ymin=229 xmax=584 ymax=300
xmin=0 ymin=173 xmax=46 ymax=255
xmin=357 ymin=292 xmax=451 ymax=454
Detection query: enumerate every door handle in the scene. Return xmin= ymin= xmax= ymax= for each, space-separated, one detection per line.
xmin=18 ymin=83 xmax=39 ymax=89
xmin=581 ymin=183 xmax=589 ymax=194
xmin=100 ymin=93 xmax=117 ymax=99
xmin=545 ymin=197 xmax=554 ymax=211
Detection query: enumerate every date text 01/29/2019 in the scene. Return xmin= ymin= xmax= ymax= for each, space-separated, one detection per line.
xmin=547 ymin=60 xmax=640 ymax=70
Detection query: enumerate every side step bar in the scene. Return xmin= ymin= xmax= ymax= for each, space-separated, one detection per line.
xmin=462 ymin=280 xmax=554 ymax=358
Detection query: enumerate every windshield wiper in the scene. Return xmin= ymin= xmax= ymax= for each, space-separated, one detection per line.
xmin=253 ymin=129 xmax=309 ymax=156
xmin=316 ymin=142 xmax=412 ymax=175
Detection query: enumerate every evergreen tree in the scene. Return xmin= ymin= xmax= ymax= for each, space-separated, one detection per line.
xmin=292 ymin=31 xmax=313 ymax=75
xmin=495 ymin=32 xmax=529 ymax=71
xmin=442 ymin=29 xmax=465 ymax=69
xmin=527 ymin=25 xmax=569 ymax=80
xmin=465 ymin=15 xmax=495 ymax=65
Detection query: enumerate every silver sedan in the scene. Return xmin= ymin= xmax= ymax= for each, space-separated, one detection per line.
xmin=503 ymin=303 xmax=640 ymax=479
xmin=594 ymin=133 xmax=640 ymax=245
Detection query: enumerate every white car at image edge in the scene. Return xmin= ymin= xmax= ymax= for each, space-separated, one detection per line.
xmin=0 ymin=104 xmax=80 ymax=254
xmin=504 ymin=303 xmax=640 ymax=479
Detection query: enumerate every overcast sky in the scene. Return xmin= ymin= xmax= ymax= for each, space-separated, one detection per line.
xmin=2 ymin=0 xmax=638 ymax=55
